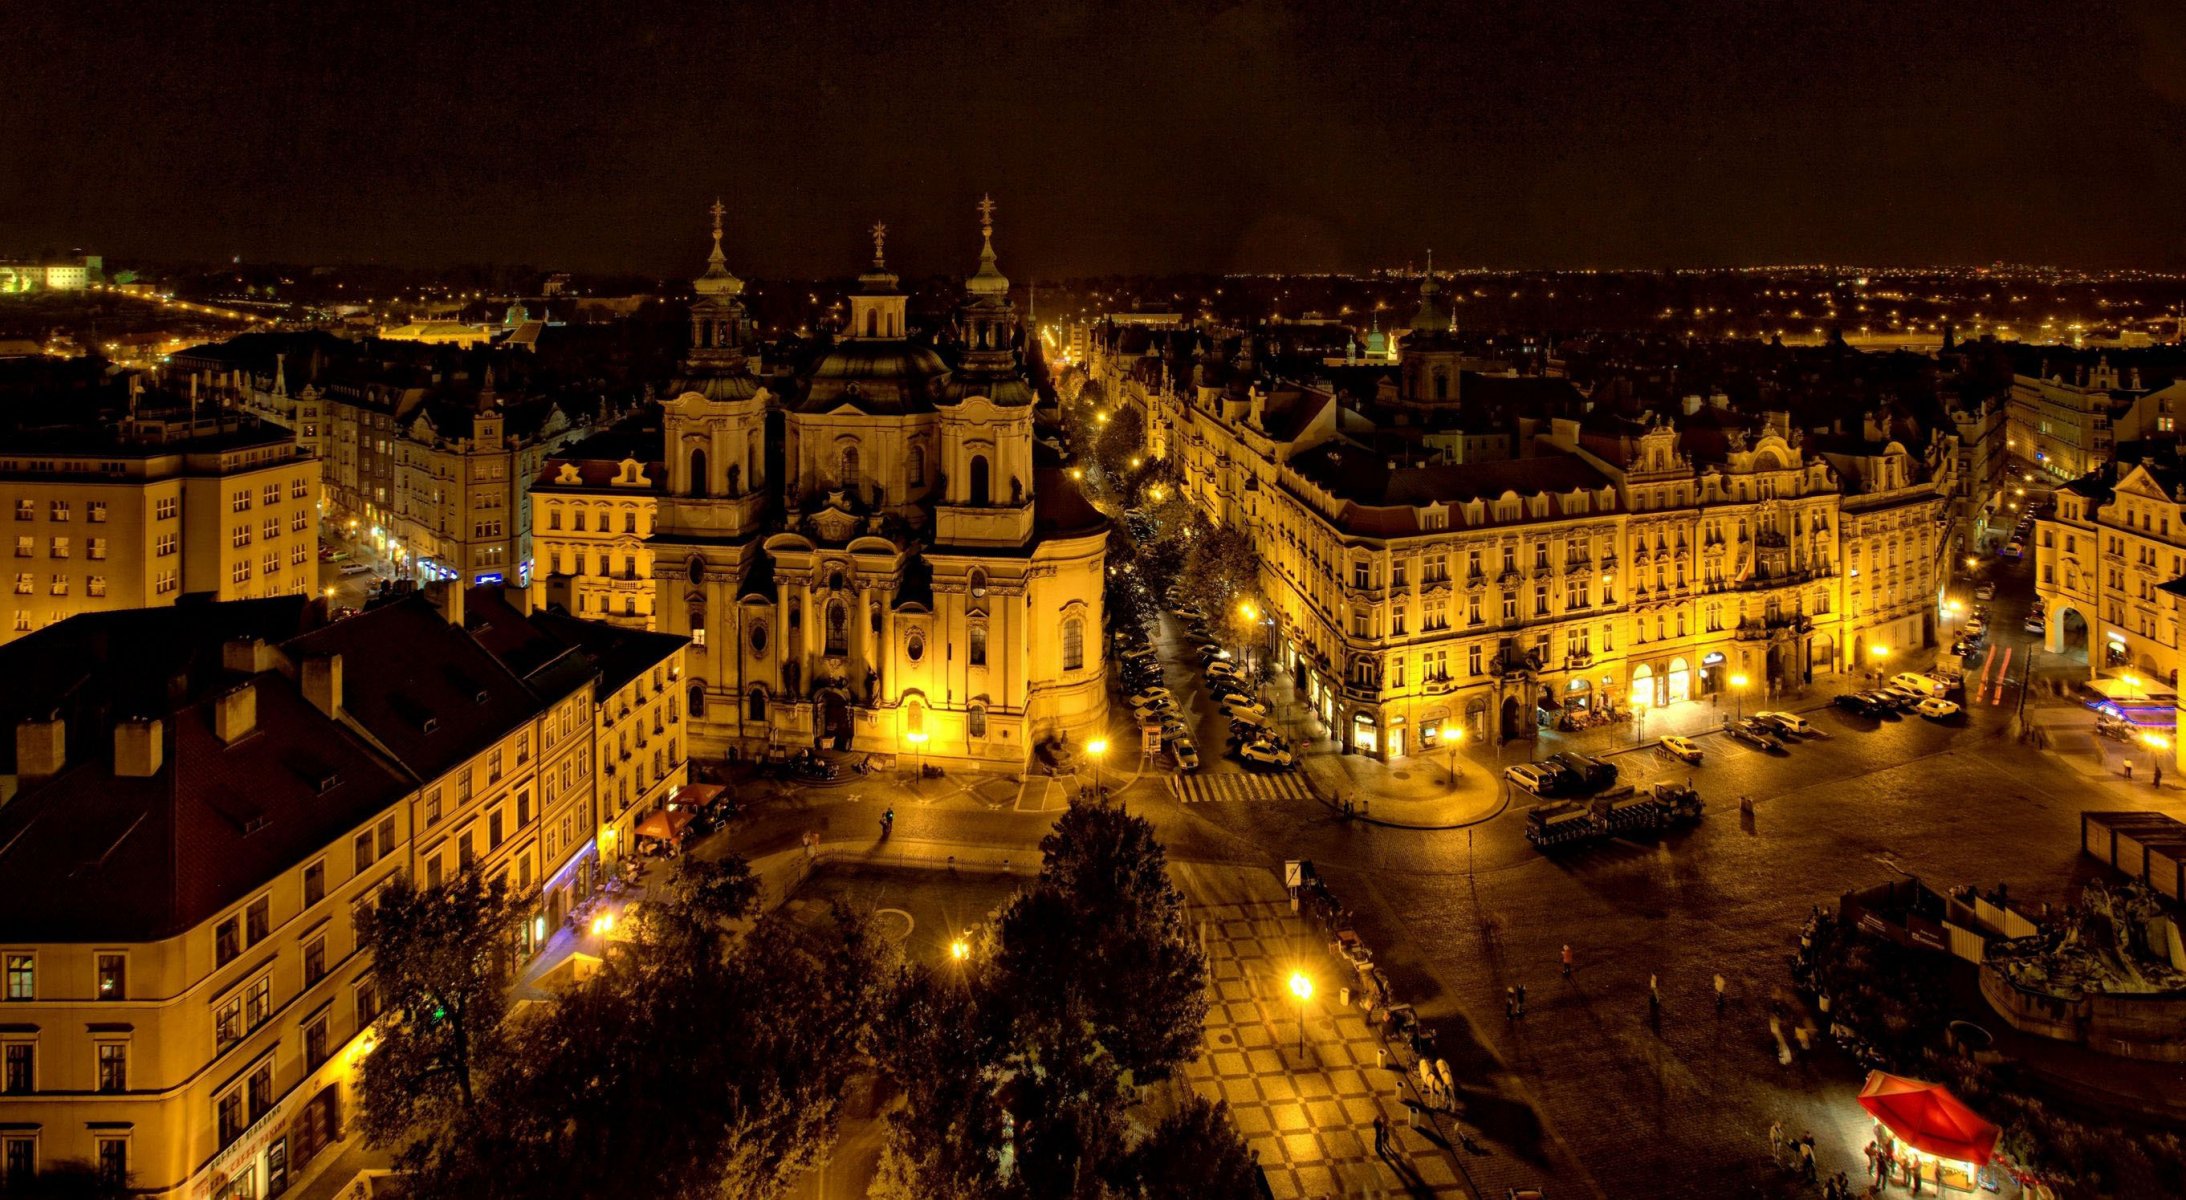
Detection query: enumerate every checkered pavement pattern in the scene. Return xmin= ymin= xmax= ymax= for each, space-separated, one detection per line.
xmin=1181 ymin=898 xmax=1471 ymax=1199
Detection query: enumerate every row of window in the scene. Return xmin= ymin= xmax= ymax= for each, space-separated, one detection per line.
xmin=231 ymin=479 xmax=313 ymax=511
xmin=13 ymin=574 xmax=108 ymax=597
xmin=11 ymin=500 xmax=108 ymax=522
xmin=15 ymin=536 xmax=112 ymax=559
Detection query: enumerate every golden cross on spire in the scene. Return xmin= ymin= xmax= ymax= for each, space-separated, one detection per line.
xmin=869 ymin=221 xmax=888 ymax=264
xmin=977 ymin=194 xmax=996 ymax=237
xmin=709 ymin=197 xmax=725 ymax=235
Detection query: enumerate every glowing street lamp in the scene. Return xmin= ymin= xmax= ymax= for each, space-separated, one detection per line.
xmin=1085 ymin=737 xmax=1109 ymax=797
xmin=1730 ymin=672 xmax=1750 ymax=721
xmin=1287 ymin=970 xmax=1314 ymax=1055
xmin=949 ymin=936 xmax=971 ymax=963
xmin=905 ymin=730 xmax=929 ymax=782
xmin=1441 ymin=722 xmax=1463 ymax=785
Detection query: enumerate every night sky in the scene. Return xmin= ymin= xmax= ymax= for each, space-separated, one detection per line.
xmin=8 ymin=0 xmax=2185 ymax=276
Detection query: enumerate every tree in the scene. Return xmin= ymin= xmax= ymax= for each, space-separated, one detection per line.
xmin=1119 ymin=1096 xmax=1260 ymax=1200
xmin=374 ymin=856 xmax=892 ymax=1200
xmin=997 ymin=803 xmax=1208 ymax=1083
xmin=878 ymin=804 xmax=1219 ymax=1200
xmin=1178 ymin=524 xmax=1262 ymax=640
xmin=355 ymin=871 xmax=526 ymax=1154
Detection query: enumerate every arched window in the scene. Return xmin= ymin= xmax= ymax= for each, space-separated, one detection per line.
xmin=725 ymin=463 xmax=741 ymax=497
xmin=969 ymin=704 xmax=987 ymax=738
xmin=969 ymin=454 xmax=991 ymax=506
xmin=909 ymin=442 xmax=926 ymax=486
xmin=1062 ymin=617 xmax=1084 ymax=671
xmin=748 ymin=687 xmax=767 ymax=722
xmin=1433 ymin=367 xmax=1449 ymax=401
xmin=968 ymin=567 xmax=987 ymax=596
xmin=840 ymin=446 xmax=860 ymax=490
xmin=826 ymin=601 xmax=849 ymax=655
xmin=688 ymin=684 xmax=707 ymax=718
xmin=623 ymin=510 xmax=637 ymax=533
xmin=689 ymin=448 xmax=709 ymax=498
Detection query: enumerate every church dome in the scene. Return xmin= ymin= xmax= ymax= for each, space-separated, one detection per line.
xmin=800 ymin=339 xmax=952 ymax=413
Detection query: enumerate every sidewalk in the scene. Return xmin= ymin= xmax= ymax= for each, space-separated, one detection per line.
xmin=1171 ymin=863 xmax=1474 ymax=1199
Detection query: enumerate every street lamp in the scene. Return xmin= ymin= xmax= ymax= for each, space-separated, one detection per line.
xmin=1869 ymin=644 xmax=1891 ymax=683
xmin=2144 ymin=732 xmax=2171 ymax=781
xmin=1633 ymin=693 xmax=1651 ymax=744
xmin=1085 ymin=737 xmax=1109 ymax=797
xmin=1730 ymin=672 xmax=1749 ymax=721
xmin=949 ymin=936 xmax=971 ymax=963
xmin=1287 ymin=970 xmax=1314 ymax=1056
xmin=905 ymin=730 xmax=929 ymax=782
xmin=1441 ymin=722 xmax=1462 ymax=785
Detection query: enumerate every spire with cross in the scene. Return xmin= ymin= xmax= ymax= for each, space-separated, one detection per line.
xmin=869 ymin=221 xmax=888 ymax=267
xmin=978 ymin=194 xmax=996 ymax=239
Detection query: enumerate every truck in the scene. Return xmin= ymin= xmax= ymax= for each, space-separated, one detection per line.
xmin=1523 ymin=782 xmax=1705 ymax=851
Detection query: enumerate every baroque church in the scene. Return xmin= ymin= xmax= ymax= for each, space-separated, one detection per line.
xmin=650 ymin=201 xmax=1109 ymax=764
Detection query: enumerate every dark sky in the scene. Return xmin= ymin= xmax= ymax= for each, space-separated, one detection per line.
xmin=8 ymin=0 xmax=2186 ymax=277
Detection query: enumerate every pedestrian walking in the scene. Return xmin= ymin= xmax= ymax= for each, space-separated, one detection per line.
xmin=1648 ymin=972 xmax=1661 ymax=1008
xmin=2157 ymin=762 xmax=2165 ymax=788
xmin=1561 ymin=943 xmax=1574 ymax=978
xmin=1713 ymin=972 xmax=1727 ymax=1011
xmin=1768 ymin=1119 xmax=1785 ymax=1164
xmin=1372 ymin=1114 xmax=1388 ymax=1156
xmin=1505 ymin=986 xmax=1516 ymax=1021
xmin=1864 ymin=1140 xmax=1878 ymax=1185
xmin=1515 ymin=983 xmax=1527 ymax=1016
xmin=1800 ymin=1134 xmax=1817 ymax=1181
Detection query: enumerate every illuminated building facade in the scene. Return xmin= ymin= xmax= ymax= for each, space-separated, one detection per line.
xmin=650 ymin=202 xmax=1110 ymax=764
xmin=0 ymin=413 xmax=318 ymax=643
xmin=2008 ymin=359 xmax=2138 ymax=481
xmin=1090 ymin=283 xmax=1955 ymax=759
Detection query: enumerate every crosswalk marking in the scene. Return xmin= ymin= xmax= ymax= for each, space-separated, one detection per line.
xmin=1169 ymin=772 xmax=1313 ymax=804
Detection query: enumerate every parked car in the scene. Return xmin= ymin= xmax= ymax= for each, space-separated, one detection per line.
xmin=338 ymin=562 xmax=373 ymax=575
xmin=1125 ymin=687 xmax=1173 ymax=709
xmin=2002 ymin=541 xmax=2024 ymax=559
xmin=1889 ymin=673 xmax=1945 ymax=697
xmin=1659 ymin=735 xmax=1704 ymax=763
xmin=1238 ymin=739 xmax=1295 ymax=770
xmin=1194 ymin=645 xmax=1231 ymax=663
xmin=1173 ymin=606 xmax=1208 ymax=622
xmin=1873 ymin=686 xmax=1922 ymax=710
xmin=1504 ymin=763 xmax=1559 ymax=796
xmin=1974 ymin=582 xmax=1996 ymax=600
xmin=1833 ymin=692 xmax=1888 ymax=718
xmin=1221 ymin=696 xmax=1270 ymax=720
xmin=1727 ymin=719 xmax=1784 ymax=750
xmin=1205 ymin=660 xmax=1238 ymax=678
xmin=1227 ymin=716 xmax=1269 ymax=741
xmin=1754 ymin=710 xmax=1813 ymax=736
xmin=2024 ymin=616 xmax=2046 ymax=634
xmin=1915 ymin=698 xmax=1963 ymax=720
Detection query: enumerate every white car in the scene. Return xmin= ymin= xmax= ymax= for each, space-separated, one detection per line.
xmin=1974 ymin=583 xmax=1996 ymax=601
xmin=1755 ymin=711 xmax=1812 ymax=736
xmin=1205 ymin=660 xmax=1238 ymax=678
xmin=1659 ymin=735 xmax=1704 ymax=764
xmin=1914 ymin=698 xmax=1962 ymax=719
xmin=1172 ymin=738 xmax=1202 ymax=771
xmin=1220 ymin=695 xmax=1269 ymax=720
xmin=1125 ymin=687 xmax=1173 ymax=709
xmin=1238 ymin=740 xmax=1295 ymax=769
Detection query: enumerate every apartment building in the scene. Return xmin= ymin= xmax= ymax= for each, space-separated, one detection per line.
xmin=2008 ymin=359 xmax=2140 ymax=481
xmin=1089 ymin=305 xmax=1955 ymax=759
xmin=528 ymin=416 xmax=667 ymax=629
xmin=0 ymin=579 xmax=687 ymax=1197
xmin=390 ymin=373 xmax=583 ymax=587
xmin=0 ymin=413 xmax=318 ymax=643
xmin=2035 ymin=457 xmax=2186 ymax=768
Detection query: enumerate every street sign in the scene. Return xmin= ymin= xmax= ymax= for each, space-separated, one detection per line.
xmin=1284 ymin=860 xmax=1303 ymax=888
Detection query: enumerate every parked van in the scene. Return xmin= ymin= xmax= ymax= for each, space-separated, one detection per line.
xmin=1889 ymin=672 xmax=1944 ymax=697
xmin=1504 ymin=763 xmax=1559 ymax=797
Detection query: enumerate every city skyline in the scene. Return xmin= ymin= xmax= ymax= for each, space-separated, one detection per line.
xmin=8 ymin=0 xmax=2186 ymax=275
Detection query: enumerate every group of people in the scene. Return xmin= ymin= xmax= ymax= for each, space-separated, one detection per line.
xmin=1771 ymin=1121 xmax=1860 ymax=1194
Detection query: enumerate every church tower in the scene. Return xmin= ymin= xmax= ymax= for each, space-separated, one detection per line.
xmin=684 ymin=199 xmax=753 ymax=383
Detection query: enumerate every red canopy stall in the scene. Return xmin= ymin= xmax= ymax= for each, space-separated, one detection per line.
xmin=1857 ymin=1070 xmax=2000 ymax=1168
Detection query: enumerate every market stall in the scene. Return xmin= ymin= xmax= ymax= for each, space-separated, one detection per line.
xmin=1857 ymin=1070 xmax=1999 ymax=1193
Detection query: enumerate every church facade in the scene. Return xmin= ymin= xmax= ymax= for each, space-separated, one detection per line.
xmin=648 ymin=203 xmax=1109 ymax=765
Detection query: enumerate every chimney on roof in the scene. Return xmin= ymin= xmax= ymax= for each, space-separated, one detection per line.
xmin=222 ymin=637 xmax=278 ymax=675
xmin=1681 ymin=395 xmax=1703 ymax=416
xmin=114 ymin=717 xmax=163 ymax=778
xmin=502 ymin=582 xmax=533 ymax=616
xmin=302 ymin=654 xmax=344 ymax=719
xmin=15 ymin=715 xmax=64 ymax=782
xmin=214 ymin=683 xmax=257 ymax=744
xmin=425 ymin=579 xmax=466 ymax=628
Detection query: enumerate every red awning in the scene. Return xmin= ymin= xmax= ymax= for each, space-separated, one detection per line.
xmin=670 ymin=782 xmax=725 ymax=810
xmin=1856 ymin=1071 xmax=2000 ymax=1167
xmin=634 ymin=807 xmax=694 ymax=842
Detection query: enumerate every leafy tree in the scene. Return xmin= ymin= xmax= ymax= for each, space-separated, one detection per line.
xmin=997 ymin=803 xmax=1208 ymax=1083
xmin=1119 ymin=1096 xmax=1261 ymax=1200
xmin=879 ymin=804 xmax=1227 ymax=1200
xmin=355 ymin=871 xmax=526 ymax=1151
xmin=1177 ymin=524 xmax=1263 ymax=639
xmin=378 ymin=856 xmax=892 ymax=1200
